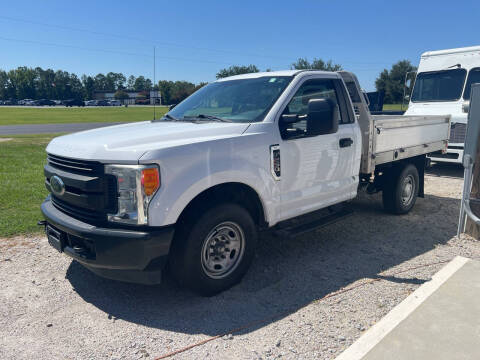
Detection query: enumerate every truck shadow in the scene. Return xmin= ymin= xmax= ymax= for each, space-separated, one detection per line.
xmin=426 ymin=162 xmax=463 ymax=178
xmin=66 ymin=191 xmax=460 ymax=336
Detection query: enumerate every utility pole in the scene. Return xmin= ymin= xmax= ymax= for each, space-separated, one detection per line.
xmin=153 ymin=46 xmax=156 ymax=120
xmin=465 ymin=141 xmax=480 ymax=239
xmin=459 ymin=83 xmax=480 ymax=239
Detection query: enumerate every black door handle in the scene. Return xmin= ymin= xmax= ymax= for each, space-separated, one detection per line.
xmin=339 ymin=138 xmax=353 ymax=148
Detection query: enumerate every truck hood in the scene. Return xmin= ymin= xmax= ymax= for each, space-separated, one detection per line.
xmin=46 ymin=121 xmax=250 ymax=162
xmin=405 ymin=102 xmax=467 ymax=124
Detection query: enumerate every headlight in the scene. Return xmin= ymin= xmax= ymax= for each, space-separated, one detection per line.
xmin=105 ymin=164 xmax=160 ymax=225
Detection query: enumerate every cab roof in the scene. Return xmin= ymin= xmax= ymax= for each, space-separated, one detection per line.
xmin=421 ymin=45 xmax=480 ymax=58
xmin=215 ymin=70 xmax=338 ymax=82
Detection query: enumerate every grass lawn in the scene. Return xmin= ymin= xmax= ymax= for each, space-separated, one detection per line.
xmin=0 ymin=106 xmax=168 ymax=126
xmin=383 ymin=104 xmax=408 ymax=111
xmin=0 ymin=134 xmax=62 ymax=237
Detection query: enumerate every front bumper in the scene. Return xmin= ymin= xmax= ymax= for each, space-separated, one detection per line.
xmin=41 ymin=197 xmax=174 ymax=284
xmin=428 ymin=146 xmax=464 ymax=164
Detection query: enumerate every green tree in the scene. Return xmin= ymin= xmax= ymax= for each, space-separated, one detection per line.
xmin=11 ymin=67 xmax=36 ymax=99
xmin=216 ymin=65 xmax=260 ymax=79
xmin=35 ymin=67 xmax=56 ymax=99
xmin=114 ymin=89 xmax=129 ymax=100
xmin=133 ymin=76 xmax=152 ymax=91
xmin=106 ymin=72 xmax=126 ymax=90
xmin=81 ymin=75 xmax=95 ymax=100
xmin=158 ymin=80 xmax=173 ymax=104
xmin=0 ymin=70 xmax=8 ymax=99
xmin=93 ymin=73 xmax=108 ymax=91
xmin=291 ymin=57 xmax=342 ymax=71
xmin=375 ymin=60 xmax=417 ymax=103
xmin=170 ymin=81 xmax=196 ymax=103
xmin=127 ymin=75 xmax=136 ymax=90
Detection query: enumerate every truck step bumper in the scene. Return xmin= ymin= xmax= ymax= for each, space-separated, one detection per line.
xmin=273 ymin=205 xmax=354 ymax=239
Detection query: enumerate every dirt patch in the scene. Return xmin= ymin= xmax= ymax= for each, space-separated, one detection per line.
xmin=0 ymin=137 xmax=12 ymax=142
xmin=0 ymin=234 xmax=37 ymax=252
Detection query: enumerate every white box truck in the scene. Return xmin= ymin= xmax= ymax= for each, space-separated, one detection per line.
xmin=40 ymin=70 xmax=450 ymax=295
xmin=406 ymin=45 xmax=480 ymax=164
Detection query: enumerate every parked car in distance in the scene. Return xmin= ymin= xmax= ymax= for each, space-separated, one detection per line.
xmin=135 ymin=98 xmax=150 ymax=105
xmin=35 ymin=99 xmax=56 ymax=106
xmin=109 ymin=100 xmax=122 ymax=106
xmin=19 ymin=99 xmax=35 ymax=105
xmin=53 ymin=100 xmax=62 ymax=105
xmin=3 ymin=99 xmax=16 ymax=105
xmin=96 ymin=100 xmax=110 ymax=106
xmin=64 ymin=99 xmax=85 ymax=107
xmin=85 ymin=100 xmax=98 ymax=106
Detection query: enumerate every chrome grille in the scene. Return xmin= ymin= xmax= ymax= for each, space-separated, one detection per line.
xmin=47 ymin=154 xmax=103 ymax=175
xmin=449 ymin=123 xmax=466 ymax=144
xmin=45 ymin=154 xmax=117 ymax=224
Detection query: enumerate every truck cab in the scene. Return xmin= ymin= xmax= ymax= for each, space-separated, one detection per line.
xmin=406 ymin=45 xmax=480 ymax=163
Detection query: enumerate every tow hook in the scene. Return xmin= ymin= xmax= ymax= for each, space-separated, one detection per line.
xmin=37 ymin=220 xmax=47 ymax=226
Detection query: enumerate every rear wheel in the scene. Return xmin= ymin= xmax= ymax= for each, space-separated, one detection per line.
xmin=382 ymin=163 xmax=419 ymax=214
xmin=169 ymin=203 xmax=257 ymax=296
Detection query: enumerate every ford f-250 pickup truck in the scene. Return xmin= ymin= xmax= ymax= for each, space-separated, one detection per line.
xmin=40 ymin=70 xmax=450 ymax=295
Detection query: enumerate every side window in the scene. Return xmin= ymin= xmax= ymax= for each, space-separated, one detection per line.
xmin=464 ymin=68 xmax=480 ymax=100
xmin=280 ymin=79 xmax=343 ymax=139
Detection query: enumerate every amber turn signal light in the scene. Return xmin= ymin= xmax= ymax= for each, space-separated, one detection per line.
xmin=141 ymin=167 xmax=160 ymax=196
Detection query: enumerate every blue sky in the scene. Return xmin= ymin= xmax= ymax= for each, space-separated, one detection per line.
xmin=1 ymin=0 xmax=478 ymax=91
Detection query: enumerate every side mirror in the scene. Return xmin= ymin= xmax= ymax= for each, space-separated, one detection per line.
xmin=306 ymin=98 xmax=338 ymax=136
xmin=280 ymin=114 xmax=300 ymax=125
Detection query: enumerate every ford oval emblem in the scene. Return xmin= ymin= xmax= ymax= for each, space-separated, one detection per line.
xmin=50 ymin=175 xmax=65 ymax=196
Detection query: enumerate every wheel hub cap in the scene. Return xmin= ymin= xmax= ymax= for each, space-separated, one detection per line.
xmin=401 ymin=174 xmax=415 ymax=206
xmin=201 ymin=221 xmax=245 ymax=279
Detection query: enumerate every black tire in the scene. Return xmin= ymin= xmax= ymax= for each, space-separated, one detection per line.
xmin=382 ymin=163 xmax=419 ymax=214
xmin=169 ymin=203 xmax=257 ymax=296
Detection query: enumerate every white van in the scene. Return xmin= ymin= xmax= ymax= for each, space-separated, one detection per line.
xmin=405 ymin=46 xmax=480 ymax=164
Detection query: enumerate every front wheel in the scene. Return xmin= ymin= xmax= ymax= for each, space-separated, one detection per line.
xmin=382 ymin=163 xmax=419 ymax=214
xmin=169 ymin=203 xmax=257 ymax=296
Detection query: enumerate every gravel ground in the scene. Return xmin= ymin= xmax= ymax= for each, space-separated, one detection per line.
xmin=1 ymin=163 xmax=480 ymax=360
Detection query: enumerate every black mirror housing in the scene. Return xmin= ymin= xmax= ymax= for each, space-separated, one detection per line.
xmin=306 ymin=98 xmax=339 ymax=136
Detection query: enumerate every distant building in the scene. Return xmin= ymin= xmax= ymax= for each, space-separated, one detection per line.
xmin=93 ymin=90 xmax=161 ymax=105
xmin=150 ymin=90 xmax=161 ymax=105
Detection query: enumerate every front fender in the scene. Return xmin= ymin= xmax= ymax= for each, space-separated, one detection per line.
xmin=140 ymin=133 xmax=280 ymax=227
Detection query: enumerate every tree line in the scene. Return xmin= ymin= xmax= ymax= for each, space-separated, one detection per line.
xmin=0 ymin=58 xmax=415 ymax=105
xmin=0 ymin=67 xmax=207 ymax=105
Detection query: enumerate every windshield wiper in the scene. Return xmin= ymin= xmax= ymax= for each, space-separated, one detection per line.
xmin=153 ymin=113 xmax=180 ymax=122
xmin=184 ymin=114 xmax=232 ymax=123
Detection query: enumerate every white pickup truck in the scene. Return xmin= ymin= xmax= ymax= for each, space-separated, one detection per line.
xmin=41 ymin=70 xmax=450 ymax=295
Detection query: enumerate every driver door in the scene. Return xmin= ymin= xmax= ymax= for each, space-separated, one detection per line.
xmin=278 ymin=77 xmax=357 ymax=221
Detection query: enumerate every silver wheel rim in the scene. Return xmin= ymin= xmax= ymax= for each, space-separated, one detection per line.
xmin=401 ymin=174 xmax=415 ymax=206
xmin=201 ymin=221 xmax=245 ymax=279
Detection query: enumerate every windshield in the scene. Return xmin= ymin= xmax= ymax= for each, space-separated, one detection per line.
xmin=411 ymin=69 xmax=466 ymax=102
xmin=463 ymin=68 xmax=480 ymax=100
xmin=167 ymin=76 xmax=292 ymax=123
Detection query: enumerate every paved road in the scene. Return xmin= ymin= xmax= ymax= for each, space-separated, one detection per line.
xmin=0 ymin=122 xmax=124 ymax=135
